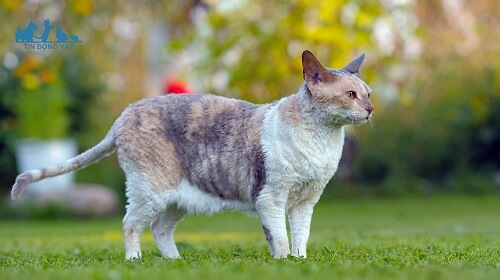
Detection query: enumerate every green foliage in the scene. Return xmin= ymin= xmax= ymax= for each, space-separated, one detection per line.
xmin=2 ymin=201 xmax=74 ymax=220
xmin=60 ymin=53 xmax=105 ymax=138
xmin=1 ymin=196 xmax=499 ymax=279
xmin=351 ymin=54 xmax=500 ymax=195
xmin=164 ymin=1 xmax=500 ymax=197
xmin=0 ymin=0 xmax=497 ymax=199
xmin=167 ymin=0 xmax=389 ymax=103
xmin=0 ymin=54 xmax=70 ymax=140
xmin=0 ymin=53 xmax=105 ymax=195
xmin=15 ymin=78 xmax=69 ymax=139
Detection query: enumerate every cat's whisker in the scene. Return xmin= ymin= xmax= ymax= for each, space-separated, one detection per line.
xmin=350 ymin=118 xmax=361 ymax=140
xmin=369 ymin=115 xmax=375 ymax=133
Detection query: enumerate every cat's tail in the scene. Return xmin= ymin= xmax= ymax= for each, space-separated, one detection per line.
xmin=11 ymin=126 xmax=117 ymax=200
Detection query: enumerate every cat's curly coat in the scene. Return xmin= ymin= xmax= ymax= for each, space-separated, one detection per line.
xmin=12 ymin=50 xmax=373 ymax=259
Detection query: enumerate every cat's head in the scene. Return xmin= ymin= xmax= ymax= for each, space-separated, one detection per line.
xmin=302 ymin=50 xmax=373 ymax=126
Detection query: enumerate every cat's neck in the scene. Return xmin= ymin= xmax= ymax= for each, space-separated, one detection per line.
xmin=278 ymin=83 xmax=344 ymax=132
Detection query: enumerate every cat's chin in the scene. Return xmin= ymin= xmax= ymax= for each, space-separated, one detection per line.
xmin=354 ymin=120 xmax=369 ymax=127
xmin=327 ymin=117 xmax=367 ymax=127
xmin=341 ymin=115 xmax=370 ymax=126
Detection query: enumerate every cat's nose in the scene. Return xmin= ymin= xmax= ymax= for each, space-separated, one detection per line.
xmin=365 ymin=104 xmax=374 ymax=114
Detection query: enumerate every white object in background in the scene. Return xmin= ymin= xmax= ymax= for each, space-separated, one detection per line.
xmin=15 ymin=138 xmax=78 ymax=196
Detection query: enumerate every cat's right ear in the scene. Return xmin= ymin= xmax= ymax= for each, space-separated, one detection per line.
xmin=302 ymin=50 xmax=327 ymax=85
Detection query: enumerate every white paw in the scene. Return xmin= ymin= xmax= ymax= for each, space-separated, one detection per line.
xmin=125 ymin=251 xmax=142 ymax=260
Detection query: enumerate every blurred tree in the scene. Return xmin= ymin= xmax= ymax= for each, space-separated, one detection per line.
xmin=165 ymin=0 xmax=416 ymax=103
xmin=350 ymin=0 xmax=500 ymax=195
xmin=2 ymin=0 xmax=497 ymax=199
xmin=164 ymin=0 xmax=425 ymax=197
xmin=0 ymin=0 xmax=417 ymax=197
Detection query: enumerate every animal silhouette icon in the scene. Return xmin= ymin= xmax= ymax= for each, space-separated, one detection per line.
xmin=15 ymin=21 xmax=38 ymax=42
xmin=56 ymin=26 xmax=67 ymax=42
xmin=69 ymin=34 xmax=82 ymax=43
xmin=35 ymin=19 xmax=54 ymax=42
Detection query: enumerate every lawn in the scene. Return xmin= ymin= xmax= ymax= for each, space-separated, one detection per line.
xmin=0 ymin=196 xmax=499 ymax=279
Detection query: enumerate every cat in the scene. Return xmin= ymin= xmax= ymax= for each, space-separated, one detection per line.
xmin=11 ymin=50 xmax=373 ymax=260
xmin=56 ymin=26 xmax=67 ymax=42
xmin=35 ymin=19 xmax=54 ymax=42
xmin=69 ymin=34 xmax=82 ymax=43
xmin=15 ymin=21 xmax=38 ymax=43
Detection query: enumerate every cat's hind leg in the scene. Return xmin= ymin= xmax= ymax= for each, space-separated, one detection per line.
xmin=123 ymin=207 xmax=148 ymax=260
xmin=121 ymin=160 xmax=167 ymax=260
xmin=151 ymin=205 xmax=186 ymax=259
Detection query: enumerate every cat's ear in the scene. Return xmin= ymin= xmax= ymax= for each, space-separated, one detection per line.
xmin=342 ymin=54 xmax=365 ymax=76
xmin=302 ymin=50 xmax=328 ymax=84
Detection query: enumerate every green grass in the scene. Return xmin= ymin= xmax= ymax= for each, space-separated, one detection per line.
xmin=1 ymin=196 xmax=499 ymax=279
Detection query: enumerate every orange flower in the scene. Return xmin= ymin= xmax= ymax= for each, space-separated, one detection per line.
xmin=23 ymin=54 xmax=42 ymax=70
xmin=40 ymin=69 xmax=57 ymax=85
xmin=14 ymin=63 xmax=29 ymax=77
xmin=15 ymin=55 xmax=42 ymax=77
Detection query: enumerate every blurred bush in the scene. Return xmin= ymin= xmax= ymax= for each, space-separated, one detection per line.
xmin=166 ymin=1 xmax=500 ymax=197
xmin=9 ymin=54 xmax=70 ymax=139
xmin=0 ymin=52 xmax=125 ymax=198
xmin=1 ymin=0 xmax=498 ymax=202
xmin=343 ymin=53 xmax=500 ymax=196
xmin=166 ymin=0 xmax=398 ymax=103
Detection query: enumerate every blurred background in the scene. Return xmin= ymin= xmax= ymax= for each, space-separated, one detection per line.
xmin=0 ymin=0 xmax=499 ymax=218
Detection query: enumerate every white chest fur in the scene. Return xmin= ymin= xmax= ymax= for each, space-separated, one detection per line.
xmin=261 ymin=99 xmax=345 ymax=196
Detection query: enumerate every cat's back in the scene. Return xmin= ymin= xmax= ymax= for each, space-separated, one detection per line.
xmin=115 ymin=93 xmax=264 ymax=137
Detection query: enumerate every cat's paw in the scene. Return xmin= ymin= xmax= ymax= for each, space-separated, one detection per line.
xmin=273 ymin=252 xmax=291 ymax=259
xmin=125 ymin=252 xmax=142 ymax=260
xmin=162 ymin=252 xmax=182 ymax=259
xmin=291 ymin=248 xmax=307 ymax=258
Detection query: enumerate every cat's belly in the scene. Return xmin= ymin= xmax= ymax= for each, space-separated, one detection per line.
xmin=168 ymin=179 xmax=257 ymax=216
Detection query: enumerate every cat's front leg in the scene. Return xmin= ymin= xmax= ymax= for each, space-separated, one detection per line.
xmin=288 ymin=202 xmax=315 ymax=258
xmin=255 ymin=190 xmax=290 ymax=258
xmin=288 ymin=190 xmax=323 ymax=258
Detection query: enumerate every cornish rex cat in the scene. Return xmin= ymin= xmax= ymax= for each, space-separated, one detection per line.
xmin=12 ymin=50 xmax=374 ymax=260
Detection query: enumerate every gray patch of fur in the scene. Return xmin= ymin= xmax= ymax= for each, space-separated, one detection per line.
xmin=262 ymin=225 xmax=274 ymax=252
xmin=152 ymin=94 xmax=267 ymax=201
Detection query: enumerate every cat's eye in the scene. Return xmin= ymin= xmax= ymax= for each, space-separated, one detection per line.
xmin=368 ymin=93 xmax=371 ymax=99
xmin=346 ymin=91 xmax=356 ymax=99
